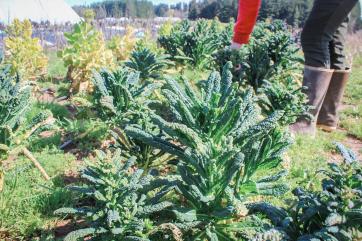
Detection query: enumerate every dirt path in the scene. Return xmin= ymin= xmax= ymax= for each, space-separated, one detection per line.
xmin=327 ymin=129 xmax=362 ymax=163
xmin=343 ymin=135 xmax=362 ymax=158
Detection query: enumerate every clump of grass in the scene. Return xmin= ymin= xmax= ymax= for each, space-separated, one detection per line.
xmin=46 ymin=50 xmax=67 ymax=79
xmin=341 ymin=56 xmax=362 ymax=139
xmin=0 ymin=151 xmax=77 ymax=238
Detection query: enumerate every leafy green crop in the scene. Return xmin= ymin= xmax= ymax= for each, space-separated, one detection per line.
xmin=158 ymin=19 xmax=233 ymax=69
xmin=242 ymin=20 xmax=302 ymax=90
xmin=125 ymin=45 xmax=173 ymax=82
xmin=257 ymin=78 xmax=311 ymax=125
xmin=55 ymin=150 xmax=174 ymax=241
xmin=0 ymin=65 xmax=31 ymax=192
xmin=215 ymin=20 xmax=308 ymax=125
xmin=0 ymin=65 xmax=31 ymax=147
xmin=92 ymin=68 xmax=174 ymax=171
xmin=126 ymin=62 xmax=292 ymax=240
xmin=251 ymin=143 xmax=362 ymax=241
xmin=92 ymin=67 xmax=159 ymax=125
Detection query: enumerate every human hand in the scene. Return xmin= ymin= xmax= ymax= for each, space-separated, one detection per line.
xmin=230 ymin=41 xmax=242 ymax=50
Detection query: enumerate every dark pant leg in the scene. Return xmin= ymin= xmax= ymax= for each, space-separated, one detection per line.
xmin=301 ymin=0 xmax=358 ymax=69
xmin=329 ymin=17 xmax=350 ymax=70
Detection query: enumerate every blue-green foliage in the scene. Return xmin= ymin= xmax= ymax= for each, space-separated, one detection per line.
xmin=126 ymin=62 xmax=292 ymax=239
xmin=125 ymin=45 xmax=174 ymax=81
xmin=158 ymin=19 xmax=233 ymax=69
xmin=92 ymin=67 xmax=160 ymax=126
xmin=258 ymin=78 xmax=311 ymax=125
xmin=55 ymin=150 xmax=174 ymax=241
xmin=92 ymin=67 xmax=173 ymax=171
xmin=0 ymin=65 xmax=31 ymax=146
xmin=250 ymin=143 xmax=362 ymax=241
xmin=214 ymin=20 xmax=309 ymax=125
xmin=241 ymin=20 xmax=302 ymax=90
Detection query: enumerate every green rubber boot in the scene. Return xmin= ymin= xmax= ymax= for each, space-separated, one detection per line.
xmin=290 ymin=65 xmax=334 ymax=137
xmin=317 ymin=69 xmax=350 ymax=132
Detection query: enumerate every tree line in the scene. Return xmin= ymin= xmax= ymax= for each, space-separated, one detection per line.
xmin=188 ymin=0 xmax=361 ymax=30
xmin=72 ymin=0 xmax=361 ymax=30
xmin=72 ymin=0 xmax=188 ymax=19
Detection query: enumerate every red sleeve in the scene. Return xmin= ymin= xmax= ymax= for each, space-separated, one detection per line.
xmin=233 ymin=0 xmax=262 ymax=44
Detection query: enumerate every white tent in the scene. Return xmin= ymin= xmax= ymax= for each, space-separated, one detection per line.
xmin=0 ymin=0 xmax=81 ymax=24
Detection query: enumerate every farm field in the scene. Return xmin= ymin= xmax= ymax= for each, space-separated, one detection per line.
xmin=0 ymin=18 xmax=361 ymax=241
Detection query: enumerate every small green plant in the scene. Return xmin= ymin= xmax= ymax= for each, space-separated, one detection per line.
xmin=242 ymin=20 xmax=302 ymax=90
xmin=126 ymin=63 xmax=292 ymax=239
xmin=251 ymin=143 xmax=362 ymax=240
xmin=55 ymin=150 xmax=173 ymax=241
xmin=0 ymin=65 xmax=31 ymax=191
xmin=92 ymin=67 xmax=159 ymax=125
xmin=125 ymin=45 xmax=173 ymax=82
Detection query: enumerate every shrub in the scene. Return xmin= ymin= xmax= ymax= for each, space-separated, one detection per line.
xmin=125 ymin=45 xmax=173 ymax=81
xmin=126 ymin=63 xmax=292 ymax=239
xmin=158 ymin=19 xmax=233 ymax=69
xmin=3 ymin=19 xmax=48 ymax=80
xmin=158 ymin=21 xmax=173 ymax=37
xmin=59 ymin=21 xmax=115 ymax=93
xmin=55 ymin=150 xmax=173 ymax=241
xmin=251 ymin=143 xmax=362 ymax=240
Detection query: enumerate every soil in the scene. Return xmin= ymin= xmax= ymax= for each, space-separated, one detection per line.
xmin=327 ymin=128 xmax=362 ymax=163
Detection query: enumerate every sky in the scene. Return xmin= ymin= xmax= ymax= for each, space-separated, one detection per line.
xmin=65 ymin=0 xmax=190 ymax=6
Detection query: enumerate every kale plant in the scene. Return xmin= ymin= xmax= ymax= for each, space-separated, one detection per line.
xmin=0 ymin=65 xmax=31 ymax=147
xmin=0 ymin=65 xmax=31 ymax=191
xmin=257 ymin=78 xmax=311 ymax=125
xmin=158 ymin=19 xmax=233 ymax=69
xmin=126 ymin=62 xmax=292 ymax=240
xmin=250 ymin=143 xmax=362 ymax=241
xmin=125 ymin=45 xmax=174 ymax=82
xmin=242 ymin=20 xmax=302 ymax=90
xmin=92 ymin=68 xmax=174 ymax=171
xmin=214 ymin=20 xmax=308 ymax=125
xmin=55 ymin=150 xmax=174 ymax=241
xmin=92 ymin=67 xmax=160 ymax=126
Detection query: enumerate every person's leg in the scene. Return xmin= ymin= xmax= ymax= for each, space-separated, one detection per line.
xmin=318 ymin=18 xmax=351 ymax=131
xmin=301 ymin=0 xmax=358 ymax=68
xmin=291 ymin=0 xmax=358 ymax=136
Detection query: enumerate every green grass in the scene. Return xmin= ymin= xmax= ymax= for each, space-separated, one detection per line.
xmin=341 ymin=55 xmax=362 ymax=139
xmin=264 ymin=130 xmax=348 ymax=207
xmin=46 ymin=50 xmax=67 ymax=79
xmin=0 ymin=151 xmax=77 ymax=238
